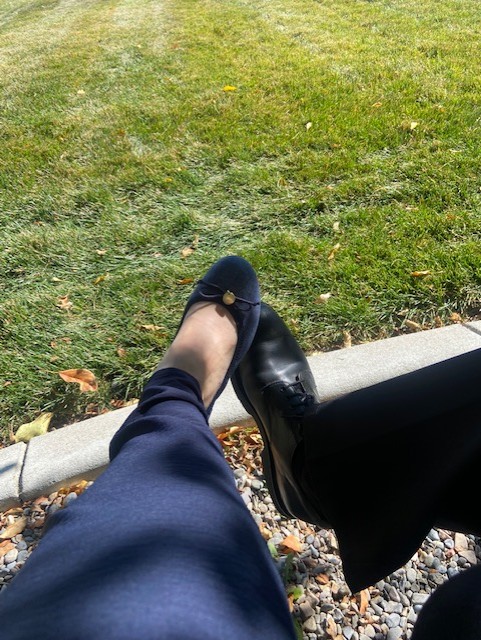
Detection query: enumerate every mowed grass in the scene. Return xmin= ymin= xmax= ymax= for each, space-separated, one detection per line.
xmin=1 ymin=0 xmax=481 ymax=441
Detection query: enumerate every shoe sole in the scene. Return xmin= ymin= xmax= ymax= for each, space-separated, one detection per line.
xmin=231 ymin=374 xmax=291 ymax=519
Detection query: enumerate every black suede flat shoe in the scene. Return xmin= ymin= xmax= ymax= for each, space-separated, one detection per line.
xmin=232 ymin=303 xmax=325 ymax=525
xmin=180 ymin=256 xmax=261 ymax=416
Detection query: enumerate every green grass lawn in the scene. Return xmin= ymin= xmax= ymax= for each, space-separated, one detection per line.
xmin=1 ymin=0 xmax=481 ymax=442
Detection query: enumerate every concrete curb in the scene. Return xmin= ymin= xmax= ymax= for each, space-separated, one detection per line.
xmin=1 ymin=321 xmax=481 ymax=510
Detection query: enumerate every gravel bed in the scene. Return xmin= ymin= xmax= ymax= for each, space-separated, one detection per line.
xmin=1 ymin=446 xmax=480 ymax=639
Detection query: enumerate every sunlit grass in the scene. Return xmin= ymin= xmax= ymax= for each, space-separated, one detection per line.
xmin=1 ymin=0 xmax=481 ymax=440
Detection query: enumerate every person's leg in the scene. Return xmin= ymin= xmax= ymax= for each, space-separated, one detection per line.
xmin=0 ymin=259 xmax=296 ymax=640
xmin=232 ymin=303 xmax=481 ymax=592
xmin=300 ymin=347 xmax=481 ymax=591
xmin=411 ymin=564 xmax=481 ymax=640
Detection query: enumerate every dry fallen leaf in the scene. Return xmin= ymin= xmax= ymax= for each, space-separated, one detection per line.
xmin=371 ymin=101 xmax=383 ymax=108
xmin=315 ymin=292 xmax=332 ymax=304
xmin=56 ymin=295 xmax=73 ymax=311
xmin=450 ymin=312 xmax=463 ymax=323
xmin=342 ymin=330 xmax=352 ymax=348
xmin=0 ymin=517 xmax=27 ymax=540
xmin=117 ymin=347 xmax=126 ymax=358
xmin=404 ymin=319 xmax=423 ymax=332
xmin=279 ymin=535 xmax=303 ymax=554
xmin=315 ymin=573 xmax=330 ymax=585
xmin=223 ymin=85 xmax=237 ymax=91
xmin=305 ymin=121 xmax=312 ymax=131
xmin=325 ymin=614 xmax=337 ymax=638
xmin=59 ymin=369 xmax=98 ymax=392
xmin=177 ymin=277 xmax=194 ymax=286
xmin=410 ymin=121 xmax=419 ymax=130
xmin=95 ymin=249 xmax=107 ymax=256
xmin=140 ymin=324 xmax=163 ymax=332
xmin=180 ymin=235 xmax=199 ymax=259
xmin=14 ymin=413 xmax=53 ymax=443
xmin=93 ymin=274 xmax=108 ymax=285
xmin=333 ymin=221 xmax=341 ymax=233
xmin=411 ymin=270 xmax=431 ymax=277
xmin=359 ymin=588 xmax=370 ymax=614
xmin=328 ymin=243 xmax=341 ymax=261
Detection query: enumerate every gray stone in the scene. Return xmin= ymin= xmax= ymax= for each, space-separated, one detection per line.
xmin=386 ymin=628 xmax=403 ymax=640
xmin=299 ymin=602 xmax=315 ymax=622
xmin=3 ymin=549 xmax=18 ymax=564
xmin=412 ymin=593 xmax=430 ymax=605
xmin=303 ymin=616 xmax=317 ymax=633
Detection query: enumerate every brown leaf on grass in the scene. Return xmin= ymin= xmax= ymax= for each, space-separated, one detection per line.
xmin=450 ymin=312 xmax=463 ymax=323
xmin=177 ymin=277 xmax=194 ymax=286
xmin=56 ymin=295 xmax=73 ymax=311
xmin=358 ymin=588 xmax=370 ymax=614
xmin=139 ymin=324 xmax=164 ymax=333
xmin=342 ymin=330 xmax=352 ymax=348
xmin=279 ymin=535 xmax=303 ymax=554
xmin=180 ymin=235 xmax=199 ymax=259
xmin=59 ymin=369 xmax=98 ymax=392
xmin=0 ymin=516 xmax=27 ymax=540
xmin=328 ymin=243 xmax=341 ymax=261
xmin=404 ymin=319 xmax=423 ymax=332
xmin=117 ymin=347 xmax=126 ymax=358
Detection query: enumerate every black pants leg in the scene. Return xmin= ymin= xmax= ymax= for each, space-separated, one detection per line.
xmin=300 ymin=348 xmax=481 ymax=592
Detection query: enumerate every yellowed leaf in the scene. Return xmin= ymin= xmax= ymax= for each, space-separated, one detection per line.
xmin=93 ymin=274 xmax=108 ymax=285
xmin=95 ymin=249 xmax=107 ymax=256
xmin=59 ymin=369 xmax=98 ymax=392
xmin=411 ymin=270 xmax=431 ymax=277
xmin=223 ymin=85 xmax=237 ymax=91
xmin=410 ymin=121 xmax=419 ymax=130
xmin=14 ymin=413 xmax=53 ymax=443
xmin=280 ymin=535 xmax=303 ymax=553
xmin=177 ymin=277 xmax=194 ymax=286
xmin=0 ymin=517 xmax=27 ymax=540
xmin=371 ymin=101 xmax=382 ymax=108
xmin=328 ymin=243 xmax=341 ymax=261
xmin=77 ymin=89 xmax=85 ymax=96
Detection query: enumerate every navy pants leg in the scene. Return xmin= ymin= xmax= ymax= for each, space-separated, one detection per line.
xmin=0 ymin=369 xmax=295 ymax=640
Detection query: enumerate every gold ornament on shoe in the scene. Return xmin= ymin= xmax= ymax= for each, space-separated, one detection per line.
xmin=222 ymin=290 xmax=236 ymax=305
